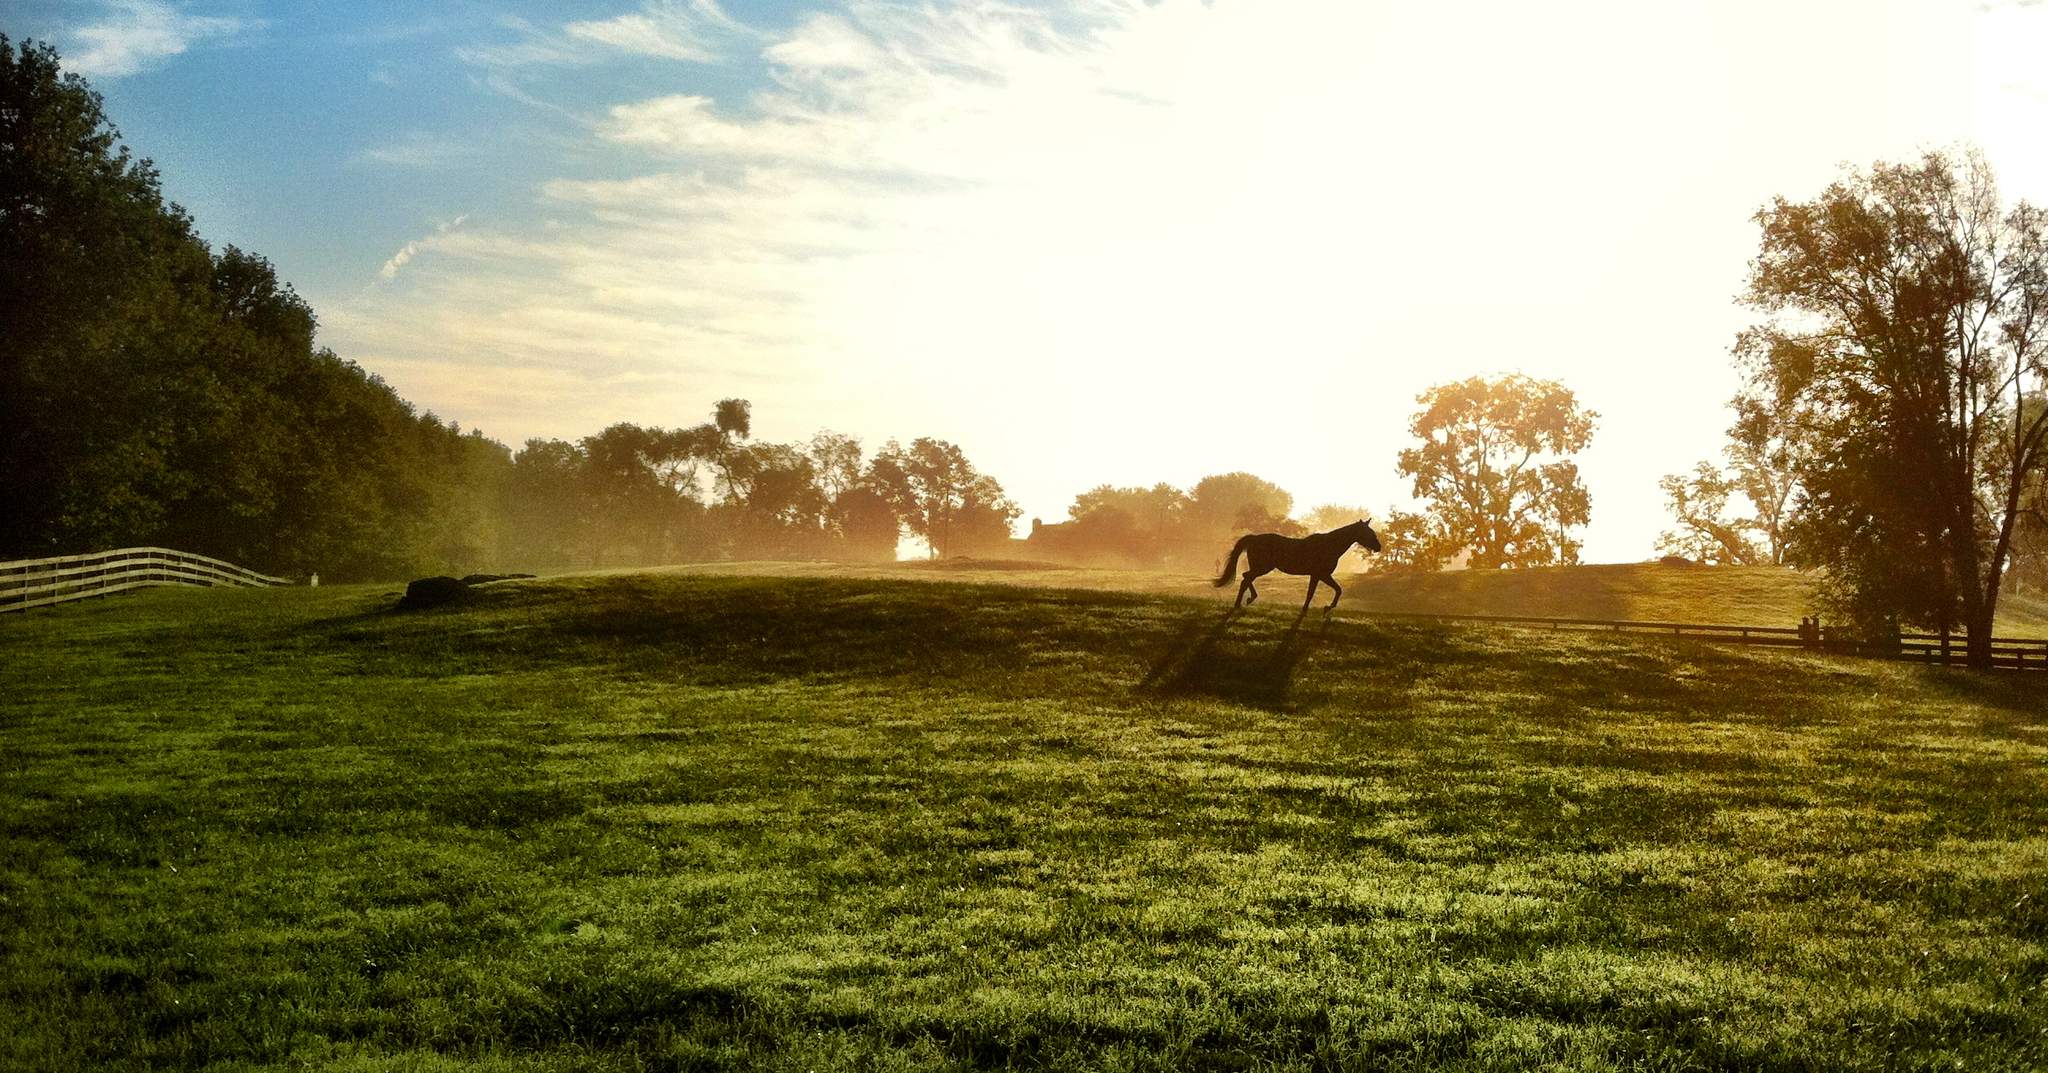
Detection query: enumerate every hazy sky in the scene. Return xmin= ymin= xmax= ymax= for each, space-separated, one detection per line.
xmin=16 ymin=0 xmax=2048 ymax=562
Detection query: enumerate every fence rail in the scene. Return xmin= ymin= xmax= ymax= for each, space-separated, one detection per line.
xmin=0 ymin=547 xmax=290 ymax=613
xmin=1349 ymin=608 xmax=2048 ymax=670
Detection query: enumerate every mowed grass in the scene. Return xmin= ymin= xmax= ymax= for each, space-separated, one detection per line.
xmin=3 ymin=571 xmax=2046 ymax=1071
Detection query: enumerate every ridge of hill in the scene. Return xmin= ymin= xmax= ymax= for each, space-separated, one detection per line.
xmin=670 ymin=559 xmax=2048 ymax=635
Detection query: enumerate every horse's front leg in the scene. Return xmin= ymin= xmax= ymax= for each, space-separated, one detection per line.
xmin=1300 ymin=576 xmax=1318 ymax=616
xmin=1323 ymin=574 xmax=1342 ymax=610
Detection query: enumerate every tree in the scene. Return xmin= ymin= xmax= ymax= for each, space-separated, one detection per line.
xmin=0 ymin=38 xmax=529 ymax=580
xmin=1062 ymin=483 xmax=1190 ymax=565
xmin=1186 ymin=472 xmax=1295 ymax=551
xmin=1655 ymin=463 xmax=1762 ymax=564
xmin=835 ymin=484 xmax=902 ymax=561
xmin=1369 ymin=510 xmax=1440 ymax=572
xmin=1724 ymin=391 xmax=1807 ymax=565
xmin=870 ymin=438 xmax=1021 ymax=557
xmin=1656 ymin=389 xmax=1807 ymax=566
xmin=1 ymin=36 xmax=215 ymax=556
xmin=1741 ymin=150 xmax=2048 ymax=664
xmin=1395 ymin=375 xmax=1595 ymax=569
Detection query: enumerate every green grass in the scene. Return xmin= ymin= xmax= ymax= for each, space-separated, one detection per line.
xmin=4 ymin=571 xmax=2046 ymax=1071
xmin=669 ymin=558 xmax=2048 ymax=634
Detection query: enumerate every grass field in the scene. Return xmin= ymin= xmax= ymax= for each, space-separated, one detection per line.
xmin=669 ymin=558 xmax=2048 ymax=635
xmin=4 ymin=568 xmax=2047 ymax=1071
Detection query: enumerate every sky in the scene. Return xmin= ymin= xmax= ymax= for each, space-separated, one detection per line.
xmin=12 ymin=0 xmax=2048 ymax=562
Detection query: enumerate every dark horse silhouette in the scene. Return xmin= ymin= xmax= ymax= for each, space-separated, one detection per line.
xmin=1214 ymin=519 xmax=1382 ymax=614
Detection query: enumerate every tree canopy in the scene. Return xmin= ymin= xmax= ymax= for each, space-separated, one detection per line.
xmin=1392 ymin=375 xmax=1596 ymax=570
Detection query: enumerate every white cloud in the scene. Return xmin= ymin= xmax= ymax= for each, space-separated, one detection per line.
xmin=461 ymin=1 xmax=745 ymax=69
xmin=68 ymin=0 xmax=252 ymax=77
xmin=565 ymin=14 xmax=713 ymax=63
xmin=358 ymin=134 xmax=474 ymax=170
xmin=378 ymin=216 xmax=469 ymax=281
xmin=328 ymin=0 xmax=2048 ymax=562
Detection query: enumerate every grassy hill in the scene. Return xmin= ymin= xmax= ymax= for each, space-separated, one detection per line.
xmin=668 ymin=558 xmax=2048 ymax=635
xmin=4 ymin=572 xmax=2046 ymax=1071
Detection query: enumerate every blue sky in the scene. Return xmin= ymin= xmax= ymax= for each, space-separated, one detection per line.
xmin=11 ymin=1 xmax=2048 ymax=561
xmin=10 ymin=1 xmax=814 ymax=300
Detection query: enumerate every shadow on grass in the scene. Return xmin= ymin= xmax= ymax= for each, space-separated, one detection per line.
xmin=1138 ymin=606 xmax=1331 ymax=711
xmin=1905 ymin=662 xmax=2048 ymax=720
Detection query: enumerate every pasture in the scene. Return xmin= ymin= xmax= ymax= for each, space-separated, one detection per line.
xmin=3 ymin=568 xmax=2045 ymax=1071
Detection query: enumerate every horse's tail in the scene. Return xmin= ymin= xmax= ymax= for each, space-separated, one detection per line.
xmin=1213 ymin=535 xmax=1252 ymax=587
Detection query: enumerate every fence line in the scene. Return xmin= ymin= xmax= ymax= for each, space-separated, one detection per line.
xmin=0 ymin=547 xmax=290 ymax=613
xmin=1347 ymin=608 xmax=2048 ymax=671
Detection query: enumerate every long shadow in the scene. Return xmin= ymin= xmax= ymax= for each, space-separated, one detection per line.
xmin=1139 ymin=605 xmax=1331 ymax=711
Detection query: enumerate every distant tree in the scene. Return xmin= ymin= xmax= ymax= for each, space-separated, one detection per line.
xmin=504 ymin=439 xmax=590 ymax=568
xmin=1723 ymin=391 xmax=1807 ymax=566
xmin=1396 ymin=375 xmax=1595 ymax=569
xmin=1369 ymin=510 xmax=1440 ymax=572
xmin=580 ymin=424 xmax=685 ymax=565
xmin=870 ymin=438 xmax=1021 ymax=557
xmin=1655 ymin=463 xmax=1762 ymax=565
xmin=835 ymin=484 xmax=902 ymax=561
xmin=1656 ymin=390 xmax=1807 ymax=567
xmin=1063 ymin=483 xmax=1190 ymax=565
xmin=1187 ymin=472 xmax=1294 ymax=546
xmin=1741 ymin=150 xmax=2048 ymax=663
xmin=808 ymin=432 xmax=864 ymax=504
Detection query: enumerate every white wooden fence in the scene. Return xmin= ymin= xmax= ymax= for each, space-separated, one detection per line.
xmin=0 ymin=547 xmax=291 ymax=613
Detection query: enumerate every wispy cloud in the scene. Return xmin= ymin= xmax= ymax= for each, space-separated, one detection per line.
xmin=357 ymin=133 xmax=475 ymax=171
xmin=67 ymin=0 xmax=254 ymax=77
xmin=459 ymin=1 xmax=747 ymax=70
xmin=378 ymin=216 xmax=469 ymax=281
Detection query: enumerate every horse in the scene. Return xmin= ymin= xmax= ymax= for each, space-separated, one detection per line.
xmin=1213 ymin=519 xmax=1382 ymax=614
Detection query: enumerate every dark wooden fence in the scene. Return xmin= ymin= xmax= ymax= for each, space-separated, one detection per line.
xmin=0 ymin=547 xmax=291 ymax=613
xmin=1347 ymin=609 xmax=2048 ymax=671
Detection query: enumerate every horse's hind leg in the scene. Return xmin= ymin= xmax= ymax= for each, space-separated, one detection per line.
xmin=1242 ymin=567 xmax=1270 ymax=606
xmin=1234 ymin=576 xmax=1254 ymax=607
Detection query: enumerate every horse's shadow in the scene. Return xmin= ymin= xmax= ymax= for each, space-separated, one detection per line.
xmin=1138 ymin=605 xmax=1330 ymax=711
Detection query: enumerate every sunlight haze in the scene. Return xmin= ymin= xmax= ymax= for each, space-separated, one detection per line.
xmin=21 ymin=0 xmax=2048 ymax=562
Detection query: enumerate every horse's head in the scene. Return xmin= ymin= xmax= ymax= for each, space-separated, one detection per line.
xmin=1353 ymin=517 xmax=1382 ymax=554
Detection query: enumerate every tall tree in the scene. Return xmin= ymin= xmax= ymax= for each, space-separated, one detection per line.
xmin=1396 ymin=375 xmax=1596 ymax=569
xmin=870 ymin=438 xmax=1021 ymax=557
xmin=1 ymin=36 xmax=214 ymax=555
xmin=1741 ymin=150 xmax=2048 ymax=664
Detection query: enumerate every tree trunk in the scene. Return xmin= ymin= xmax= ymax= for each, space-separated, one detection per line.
xmin=1966 ymin=610 xmax=1997 ymax=670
